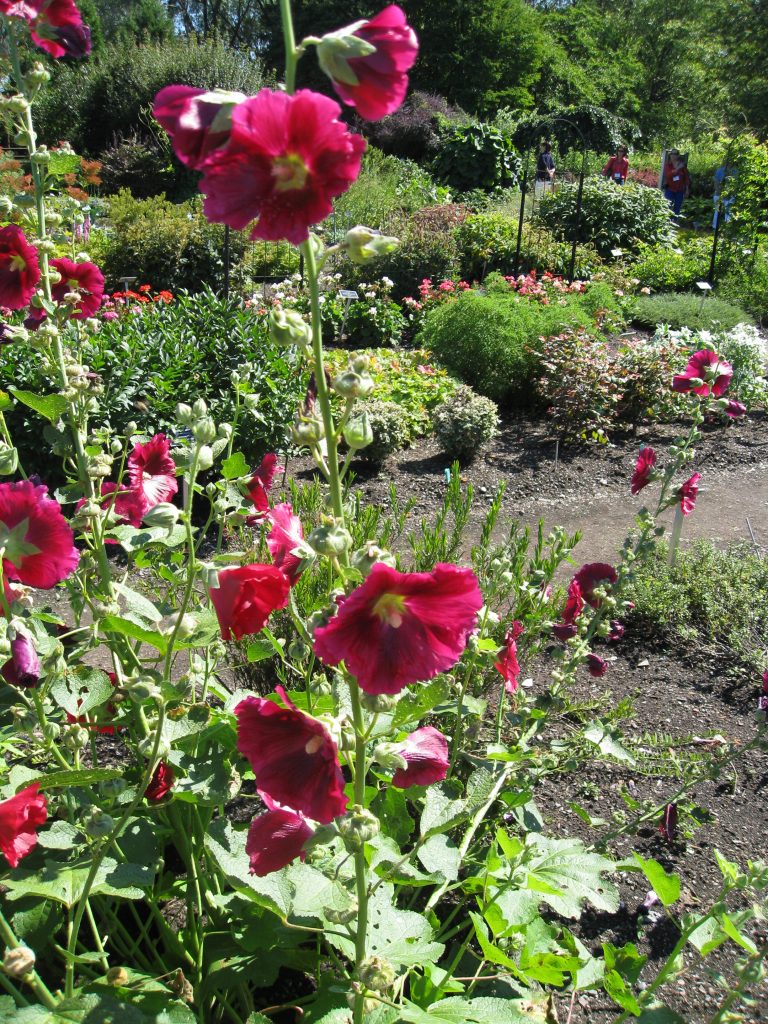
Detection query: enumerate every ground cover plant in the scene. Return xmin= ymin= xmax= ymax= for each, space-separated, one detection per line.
xmin=0 ymin=6 xmax=766 ymax=1024
xmin=630 ymin=292 xmax=753 ymax=333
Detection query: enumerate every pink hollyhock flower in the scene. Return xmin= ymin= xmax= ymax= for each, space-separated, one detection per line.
xmin=145 ymin=761 xmax=175 ymax=803
xmin=573 ymin=563 xmax=618 ymax=608
xmin=317 ymin=5 xmax=418 ymax=121
xmin=658 ymin=802 xmax=677 ymax=842
xmin=0 ymin=480 xmax=78 ymax=589
xmin=672 ymin=349 xmax=732 ymax=398
xmin=759 ymin=671 xmax=768 ymax=712
xmin=494 ymin=620 xmax=523 ymax=694
xmin=99 ymin=482 xmax=145 ymax=529
xmin=1 ymin=633 xmax=41 ymax=688
xmin=631 ymin=447 xmax=657 ymax=496
xmin=313 ymin=562 xmax=483 ymax=695
xmin=678 ymin=472 xmax=701 ymax=517
xmin=267 ymin=503 xmax=305 ymax=585
xmin=30 ymin=258 xmax=103 ymax=324
xmin=153 ymin=86 xmax=246 ymax=169
xmin=0 ymin=784 xmax=47 ymax=868
xmin=246 ymin=806 xmax=313 ymax=876
xmin=127 ymin=434 xmax=178 ymax=513
xmin=391 ymin=726 xmax=449 ymax=788
xmin=586 ymin=653 xmax=608 ymax=677
xmin=199 ymin=89 xmax=366 ymax=245
xmin=247 ymin=452 xmax=282 ymax=520
xmin=0 ymin=225 xmax=40 ymax=311
xmin=236 ymin=686 xmax=348 ymax=823
xmin=724 ymin=400 xmax=746 ymax=419
xmin=553 ymin=578 xmax=584 ymax=641
xmin=31 ymin=0 xmax=91 ymax=59
xmin=209 ymin=564 xmax=290 ymax=641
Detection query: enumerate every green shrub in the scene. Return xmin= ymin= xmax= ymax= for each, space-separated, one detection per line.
xmin=536 ymin=178 xmax=675 ymax=256
xmin=720 ymin=247 xmax=768 ymax=325
xmin=536 ymin=329 xmax=618 ymax=444
xmin=631 ymin=238 xmax=713 ymax=292
xmin=96 ymin=190 xmax=248 ymax=293
xmin=433 ymin=384 xmax=499 ymax=462
xmin=630 ymin=291 xmax=753 ymax=332
xmin=432 ymin=122 xmax=521 ymax=192
xmin=626 ymin=542 xmax=768 ymax=671
xmin=98 ymin=130 xmax=179 ymax=199
xmin=356 ymin=399 xmax=410 ymax=463
xmin=333 ymin=147 xmax=449 ymax=230
xmin=361 ymin=90 xmax=470 ymax=163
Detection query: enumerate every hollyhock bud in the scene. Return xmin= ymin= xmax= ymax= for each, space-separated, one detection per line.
xmin=0 ymin=443 xmax=18 ymax=476
xmin=308 ymin=521 xmax=353 ymax=558
xmin=106 ymin=967 xmax=129 ymax=987
xmin=373 ymin=742 xmax=409 ymax=772
xmin=192 ymin=416 xmax=217 ymax=443
xmin=359 ymin=956 xmax=396 ymax=993
xmin=332 ymin=370 xmax=374 ymax=399
xmin=316 ymin=5 xmax=418 ymax=121
xmin=344 ymin=225 xmax=399 ymax=263
xmin=339 ymin=806 xmax=380 ymax=849
xmin=343 ymin=412 xmax=373 ymax=450
xmin=83 ymin=806 xmax=114 ymax=838
xmin=586 ymin=653 xmax=608 ymax=677
xmin=268 ymin=307 xmax=311 ymax=348
xmin=608 ymin=620 xmax=625 ymax=642
xmin=141 ymin=502 xmax=179 ymax=530
xmin=2 ymin=946 xmax=36 ymax=979
xmin=291 ymin=414 xmax=325 ymax=446
xmin=2 ymin=632 xmax=41 ymax=688
xmin=197 ymin=445 xmax=214 ymax=472
xmin=351 ymin=541 xmax=396 ymax=576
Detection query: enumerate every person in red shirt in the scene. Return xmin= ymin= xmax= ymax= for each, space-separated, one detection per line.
xmin=662 ymin=149 xmax=690 ymax=216
xmin=602 ymin=145 xmax=629 ymax=184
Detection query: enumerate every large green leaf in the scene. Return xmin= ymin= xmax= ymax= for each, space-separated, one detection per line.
xmin=49 ymin=667 xmax=114 ymax=717
xmin=420 ymin=768 xmax=497 ymax=838
xmin=400 ymin=996 xmax=547 ymax=1023
xmin=9 ymin=389 xmax=68 ymax=424
xmin=100 ymin=614 xmax=168 ymax=653
xmin=633 ymin=854 xmax=680 ymax=907
xmin=418 ymin=834 xmax=460 ymax=881
xmin=3 ymin=857 xmax=152 ymax=908
xmin=205 ymin=818 xmax=294 ymax=917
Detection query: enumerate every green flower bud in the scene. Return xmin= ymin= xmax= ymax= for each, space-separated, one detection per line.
xmin=308 ymin=521 xmax=352 ymax=558
xmin=360 ymin=691 xmax=400 ymax=713
xmin=373 ymin=742 xmax=408 ymax=772
xmin=6 ymin=95 xmax=30 ymax=114
xmin=83 ymin=806 xmax=115 ymax=838
xmin=332 ymin=370 xmax=374 ymax=400
xmin=0 ymin=196 xmax=13 ymax=216
xmin=106 ymin=966 xmax=129 ymax=986
xmin=0 ymin=443 xmax=19 ymax=476
xmin=126 ymin=676 xmax=161 ymax=701
xmin=268 ymin=306 xmax=311 ymax=348
xmin=192 ymin=398 xmax=208 ymax=418
xmin=325 ymin=902 xmax=358 ymax=925
xmin=26 ymin=63 xmax=50 ymax=86
xmin=197 ymin=445 xmax=214 ymax=472
xmin=343 ymin=412 xmax=373 ymax=451
xmin=176 ymin=403 xmax=193 ymax=425
xmin=351 ymin=354 xmax=370 ymax=374
xmin=100 ymin=778 xmax=127 ymax=799
xmin=344 ymin=225 xmax=399 ymax=264
xmin=193 ymin=416 xmax=217 ymax=444
xmin=350 ymin=542 xmax=396 ymax=577
xmin=291 ymin=414 xmax=324 ymax=446
xmin=3 ymin=946 xmax=36 ymax=979
xmin=359 ymin=956 xmax=396 ymax=993
xmin=30 ymin=147 xmax=50 ymax=166
xmin=142 ymin=502 xmax=179 ymax=530
xmin=288 ymin=638 xmax=311 ymax=662
xmin=339 ymin=805 xmax=379 ymax=849
xmin=63 ymin=724 xmax=89 ymax=750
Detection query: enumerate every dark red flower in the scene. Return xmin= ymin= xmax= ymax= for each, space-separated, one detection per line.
xmin=153 ymin=86 xmax=246 ymax=169
xmin=1 ymin=633 xmax=40 ymax=688
xmin=552 ymin=621 xmax=578 ymax=642
xmin=317 ymin=5 xmax=418 ymax=121
xmin=631 ymin=447 xmax=657 ymax=496
xmin=573 ymin=563 xmax=618 ymax=608
xmin=0 ymin=784 xmax=47 ymax=868
xmin=199 ymin=89 xmax=366 ymax=245
xmin=672 ymin=350 xmax=732 ymax=398
xmin=28 ymin=0 xmax=90 ymax=59
xmin=553 ymin=577 xmax=585 ymax=641
xmin=127 ymin=434 xmax=178 ymax=513
xmin=313 ymin=562 xmax=483 ymax=695
xmin=586 ymin=653 xmax=608 ymax=677
xmin=236 ymin=687 xmax=348 ymax=823
xmin=678 ymin=472 xmax=701 ymax=517
xmin=608 ymin=620 xmax=625 ymax=642
xmin=391 ymin=726 xmax=449 ymax=788
xmin=247 ymin=452 xmax=281 ymax=521
xmin=266 ymin=503 xmax=305 ymax=586
xmin=209 ymin=564 xmax=290 ymax=641
xmin=48 ymin=257 xmax=104 ymax=320
xmin=0 ymin=225 xmax=40 ymax=311
xmin=494 ymin=620 xmax=523 ymax=694
xmin=145 ymin=761 xmax=175 ymax=803
xmin=245 ymin=807 xmax=313 ymax=876
xmin=724 ymin=400 xmax=746 ymax=419
xmin=658 ymin=802 xmax=677 ymax=842
xmin=0 ymin=479 xmax=79 ymax=589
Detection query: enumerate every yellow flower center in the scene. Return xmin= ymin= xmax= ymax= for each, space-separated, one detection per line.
xmin=272 ymin=153 xmax=309 ymax=192
xmin=372 ymin=592 xmax=407 ymax=628
xmin=8 ymin=253 xmax=27 ymax=273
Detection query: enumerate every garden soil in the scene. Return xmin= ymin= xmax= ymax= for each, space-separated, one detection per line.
xmin=289 ymin=412 xmax=768 ymax=1022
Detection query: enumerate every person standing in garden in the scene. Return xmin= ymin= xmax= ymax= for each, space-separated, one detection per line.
xmin=662 ymin=149 xmax=690 ymax=217
xmin=601 ymin=145 xmax=629 ymax=184
xmin=535 ymin=141 xmax=556 ymax=197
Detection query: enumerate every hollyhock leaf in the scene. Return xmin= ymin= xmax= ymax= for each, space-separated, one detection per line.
xmin=9 ymin=389 xmax=69 ymax=423
xmin=420 ymin=768 xmax=496 ymax=838
xmin=24 ymin=768 xmax=122 ymax=791
xmin=373 ymin=786 xmax=414 ymax=846
xmin=100 ymin=614 xmax=168 ymax=653
xmin=583 ymin=722 xmax=634 ymax=764
xmin=222 ymin=450 xmax=250 ymax=479
xmin=313 ymin=562 xmax=483 ymax=695
xmin=236 ymin=691 xmax=348 ymax=823
xmin=172 ymin=754 xmax=232 ymax=806
xmin=417 ymin=834 xmax=460 ymax=881
xmin=48 ymin=668 xmax=114 ymax=717
xmin=392 ymin=678 xmax=451 ymax=729
xmin=512 ymin=834 xmax=619 ymax=918
xmin=113 ymin=581 xmax=164 ymax=623
xmin=633 ymin=854 xmax=680 ymax=907
xmin=205 ymin=818 xmax=295 ymax=917
xmin=288 ymin=862 xmax=354 ymax=921
xmin=3 ymin=856 xmax=150 ymax=907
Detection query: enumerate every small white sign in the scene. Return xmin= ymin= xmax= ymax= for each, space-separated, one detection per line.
xmin=339 ymin=289 xmax=359 ymax=300
xmin=696 ymin=281 xmax=713 ymax=291
xmin=610 ymin=248 xmax=623 ymax=257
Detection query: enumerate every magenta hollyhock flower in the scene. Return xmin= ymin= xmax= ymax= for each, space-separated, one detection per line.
xmin=247 ymin=452 xmax=282 ymax=520
xmin=127 ymin=434 xmax=178 ymax=513
xmin=494 ymin=620 xmax=523 ymax=694
xmin=0 ymin=479 xmax=78 ymax=589
xmin=678 ymin=472 xmax=701 ymax=517
xmin=99 ymin=482 xmax=145 ymax=528
xmin=209 ymin=564 xmax=290 ymax=641
xmin=0 ymin=225 xmax=40 ymax=311
xmin=313 ymin=562 xmax=483 ymax=695
xmin=759 ymin=671 xmax=768 ymax=712
xmin=631 ymin=447 xmax=657 ymax=496
xmin=553 ymin=578 xmax=584 ymax=641
xmin=0 ymin=784 xmax=47 ymax=868
xmin=153 ymin=86 xmax=246 ymax=169
xmin=586 ymin=653 xmax=608 ymax=677
xmin=391 ymin=726 xmax=449 ymax=788
xmin=267 ymin=503 xmax=305 ymax=586
xmin=724 ymin=400 xmax=746 ymax=419
xmin=27 ymin=0 xmax=90 ymax=59
xmin=608 ymin=620 xmax=625 ymax=642
xmin=199 ymin=89 xmax=366 ymax=245
xmin=236 ymin=686 xmax=348 ymax=823
xmin=317 ymin=5 xmax=418 ymax=121
xmin=573 ymin=563 xmax=618 ymax=608
xmin=1 ymin=634 xmax=41 ymax=688
xmin=51 ymin=258 xmax=104 ymax=319
xmin=672 ymin=349 xmax=732 ymax=398
xmin=246 ymin=806 xmax=313 ymax=876
xmin=145 ymin=761 xmax=175 ymax=803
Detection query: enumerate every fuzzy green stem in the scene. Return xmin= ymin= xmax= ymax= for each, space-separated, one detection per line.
xmin=279 ymin=0 xmax=299 ymax=94
xmin=0 ymin=909 xmax=58 ymax=1009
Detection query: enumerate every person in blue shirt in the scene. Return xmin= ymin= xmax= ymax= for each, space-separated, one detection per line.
xmin=712 ymin=163 xmax=737 ymax=228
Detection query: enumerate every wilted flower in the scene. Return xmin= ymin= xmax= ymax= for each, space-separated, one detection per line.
xmin=495 ymin=620 xmax=523 ymax=694
xmin=209 ymin=564 xmax=290 ymax=640
xmin=391 ymin=726 xmax=449 ymax=788
xmin=1 ymin=633 xmax=40 ymax=688
xmin=313 ymin=562 xmax=483 ymax=695
xmin=236 ymin=686 xmax=348 ymax=823
xmin=0 ymin=784 xmax=47 ymax=868
xmin=658 ymin=802 xmax=677 ymax=842
xmin=631 ymin=447 xmax=657 ymax=496
xmin=678 ymin=472 xmax=701 ymax=517
xmin=266 ymin=503 xmax=306 ymax=585
xmin=247 ymin=452 xmax=282 ymax=520
xmin=0 ymin=479 xmax=79 ymax=588
xmin=724 ymin=399 xmax=746 ymax=419
xmin=586 ymin=653 xmax=608 ymax=677
xmin=573 ymin=562 xmax=618 ymax=608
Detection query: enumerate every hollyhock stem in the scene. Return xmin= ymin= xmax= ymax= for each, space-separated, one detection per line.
xmin=279 ymin=0 xmax=299 ymax=94
xmin=348 ymin=677 xmax=369 ymax=1024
